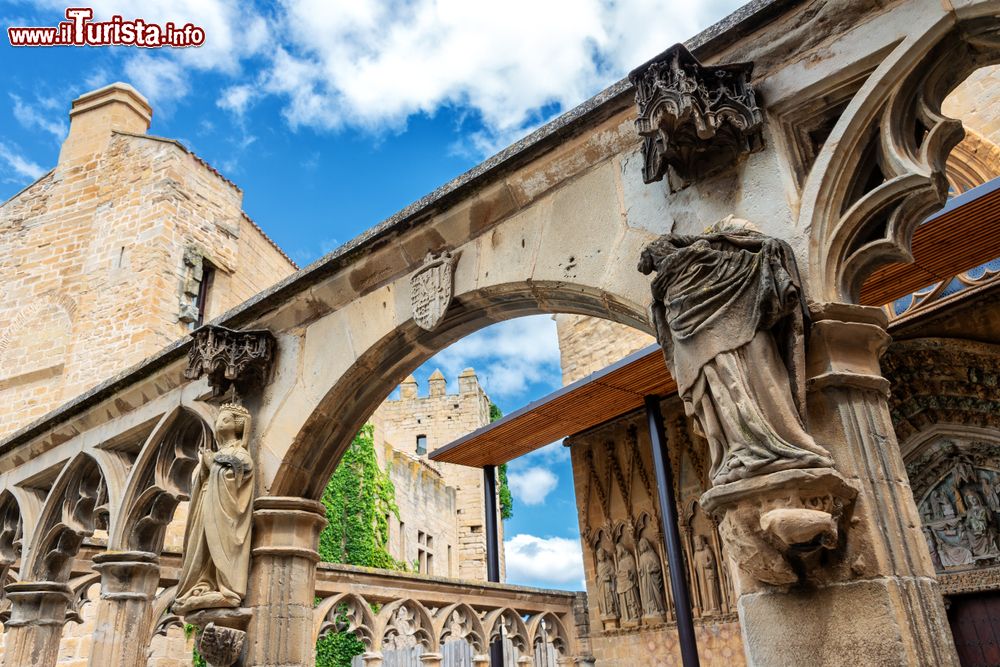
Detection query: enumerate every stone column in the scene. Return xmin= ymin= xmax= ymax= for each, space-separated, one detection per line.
xmin=419 ymin=652 xmax=443 ymax=667
xmin=2 ymin=581 xmax=72 ymax=667
xmin=735 ymin=303 xmax=957 ymax=666
xmin=245 ymin=496 xmax=327 ymax=667
xmin=362 ymin=652 xmax=385 ymax=667
xmin=88 ymin=551 xmax=161 ymax=667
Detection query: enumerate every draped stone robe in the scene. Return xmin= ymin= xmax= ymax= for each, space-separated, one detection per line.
xmin=639 ymin=229 xmax=833 ymax=485
xmin=174 ymin=410 xmax=254 ymax=615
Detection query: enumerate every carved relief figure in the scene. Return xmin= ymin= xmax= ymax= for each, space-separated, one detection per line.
xmin=595 ymin=547 xmax=618 ymax=619
xmin=636 ymin=538 xmax=665 ymax=616
xmin=638 ymin=222 xmax=833 ymax=485
xmin=962 ymin=491 xmax=999 ymax=558
xmin=614 ymin=544 xmax=641 ymax=622
xmin=173 ymin=404 xmax=254 ymax=615
xmin=694 ymin=536 xmax=720 ymax=614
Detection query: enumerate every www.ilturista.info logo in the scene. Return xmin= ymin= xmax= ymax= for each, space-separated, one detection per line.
xmin=8 ymin=8 xmax=205 ymax=47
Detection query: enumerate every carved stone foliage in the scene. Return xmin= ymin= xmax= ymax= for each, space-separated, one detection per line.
xmin=197 ymin=622 xmax=246 ymax=667
xmin=184 ymin=325 xmax=276 ymax=399
xmin=410 ymin=251 xmax=457 ymax=331
xmin=627 ymin=43 xmax=763 ymax=186
xmin=803 ymin=18 xmax=1000 ymax=302
xmin=883 ymin=338 xmax=1000 ymax=444
xmin=113 ymin=409 xmax=209 ymax=553
xmin=25 ymin=455 xmax=107 ymax=582
xmin=907 ymin=437 xmax=1000 ymax=574
xmin=0 ymin=494 xmax=23 ymax=589
xmin=313 ymin=593 xmax=574 ymax=663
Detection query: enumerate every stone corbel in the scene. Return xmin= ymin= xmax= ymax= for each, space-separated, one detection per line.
xmin=701 ymin=468 xmax=857 ymax=587
xmin=184 ymin=324 xmax=276 ymax=399
xmin=185 ymin=608 xmax=253 ymax=667
xmin=628 ymin=43 xmax=763 ymax=189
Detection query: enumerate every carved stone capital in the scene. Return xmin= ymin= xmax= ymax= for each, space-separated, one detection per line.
xmin=184 ymin=325 xmax=276 ymax=398
xmin=628 ymin=43 xmax=763 ymax=186
xmin=3 ymin=581 xmax=73 ymax=627
xmin=701 ymin=468 xmax=858 ymax=591
xmin=91 ymin=550 xmax=160 ymax=601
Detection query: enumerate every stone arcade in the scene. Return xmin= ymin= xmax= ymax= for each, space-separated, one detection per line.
xmin=3 ymin=0 xmax=1000 ymax=665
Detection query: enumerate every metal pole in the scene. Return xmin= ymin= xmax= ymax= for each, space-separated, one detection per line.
xmin=483 ymin=465 xmax=504 ymax=667
xmin=645 ymin=395 xmax=700 ymax=667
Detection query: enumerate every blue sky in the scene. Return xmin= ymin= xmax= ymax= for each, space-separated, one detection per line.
xmin=0 ymin=0 xmax=745 ymax=589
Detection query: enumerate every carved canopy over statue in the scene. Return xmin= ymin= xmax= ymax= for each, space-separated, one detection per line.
xmin=173 ymin=403 xmax=255 ymax=616
xmin=638 ymin=219 xmax=833 ymax=485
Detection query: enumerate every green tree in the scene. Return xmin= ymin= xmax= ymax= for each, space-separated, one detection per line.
xmin=490 ymin=403 xmax=514 ymax=520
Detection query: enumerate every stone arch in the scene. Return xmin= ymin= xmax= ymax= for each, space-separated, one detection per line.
xmin=271 ymin=281 xmax=652 ymax=499
xmin=801 ymin=8 xmax=1000 ymax=302
xmin=526 ymin=611 xmax=573 ymax=658
xmin=433 ymin=602 xmax=487 ymax=654
xmin=21 ymin=452 xmax=111 ymax=582
xmin=482 ymin=607 xmax=530 ymax=654
xmin=374 ymin=598 xmax=436 ymax=652
xmin=108 ymin=407 xmax=211 ymax=552
xmin=313 ymin=592 xmax=377 ymax=648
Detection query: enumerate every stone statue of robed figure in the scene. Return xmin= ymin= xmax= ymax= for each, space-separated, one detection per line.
xmin=639 ymin=218 xmax=857 ymax=588
xmin=173 ymin=403 xmax=255 ymax=615
xmin=638 ymin=219 xmax=833 ymax=485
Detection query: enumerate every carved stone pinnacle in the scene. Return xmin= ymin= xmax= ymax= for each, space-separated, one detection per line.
xmin=628 ymin=43 xmax=763 ymax=185
xmin=184 ymin=325 xmax=276 ymax=399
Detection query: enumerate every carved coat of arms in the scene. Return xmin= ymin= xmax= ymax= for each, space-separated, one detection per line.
xmin=410 ymin=251 xmax=457 ymax=331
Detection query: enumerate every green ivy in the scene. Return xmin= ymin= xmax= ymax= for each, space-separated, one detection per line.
xmin=315 ymin=423 xmax=406 ymax=667
xmin=317 ymin=423 xmax=405 ymax=569
xmin=490 ymin=403 xmax=514 ymax=520
xmin=183 ymin=623 xmax=207 ymax=667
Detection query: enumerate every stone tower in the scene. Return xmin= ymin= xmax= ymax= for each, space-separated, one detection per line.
xmin=0 ymin=83 xmax=296 ymax=437
xmin=372 ymin=368 xmax=505 ymax=581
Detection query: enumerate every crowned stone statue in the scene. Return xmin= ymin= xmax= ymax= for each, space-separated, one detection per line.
xmin=173 ymin=403 xmax=255 ymax=615
xmin=638 ymin=218 xmax=833 ymax=486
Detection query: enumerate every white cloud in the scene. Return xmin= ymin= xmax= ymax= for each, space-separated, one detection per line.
xmin=0 ymin=142 xmax=45 ymax=182
xmin=504 ymin=534 xmax=584 ymax=587
xmin=10 ymin=94 xmax=67 ymax=140
xmin=431 ymin=315 xmax=561 ymax=399
xmin=28 ymin=0 xmax=745 ymax=156
xmin=508 ymin=466 xmax=558 ymax=505
xmin=218 ymin=84 xmax=255 ymax=117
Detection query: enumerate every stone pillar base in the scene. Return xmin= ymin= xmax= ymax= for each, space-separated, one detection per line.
xmin=739 ymin=575 xmax=952 ymax=666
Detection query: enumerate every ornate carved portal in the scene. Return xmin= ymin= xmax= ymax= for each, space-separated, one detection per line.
xmin=628 ymin=43 xmax=763 ymax=188
xmin=639 ymin=221 xmax=858 ymax=588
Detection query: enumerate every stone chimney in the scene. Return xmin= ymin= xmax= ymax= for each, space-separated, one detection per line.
xmin=399 ymin=375 xmax=418 ymax=400
xmin=458 ymin=368 xmax=479 ymax=395
xmin=58 ymin=82 xmax=152 ymax=165
xmin=428 ymin=369 xmax=447 ymax=397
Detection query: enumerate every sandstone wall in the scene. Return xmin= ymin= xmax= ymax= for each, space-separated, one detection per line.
xmin=554 ymin=314 xmax=655 ymax=385
xmin=0 ymin=84 xmax=294 ymax=437
xmin=944 ymin=64 xmax=1000 ymax=147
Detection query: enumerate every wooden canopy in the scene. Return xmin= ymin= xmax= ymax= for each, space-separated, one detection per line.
xmin=429 ymin=177 xmax=1000 ymax=468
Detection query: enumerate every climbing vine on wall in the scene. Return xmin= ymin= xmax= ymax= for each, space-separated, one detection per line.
xmin=491 ymin=403 xmax=514 ymax=520
xmin=315 ymin=423 xmax=405 ymax=667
